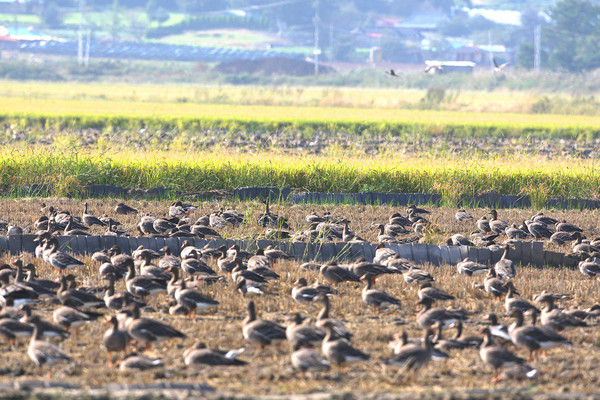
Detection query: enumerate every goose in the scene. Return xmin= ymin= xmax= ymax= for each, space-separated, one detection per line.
xmin=118 ymin=353 xmax=163 ymax=371
xmin=383 ymin=255 xmax=415 ymax=273
xmin=320 ymin=261 xmax=360 ymax=285
xmin=58 ymin=275 xmax=104 ymax=309
xmin=173 ymin=277 xmax=219 ymax=318
xmin=103 ymin=316 xmax=128 ymax=366
xmin=124 ymin=258 xmax=167 ymax=301
xmin=217 ymin=246 xmax=237 ymax=273
xmin=137 ymin=214 xmax=158 ymax=235
xmin=181 ymin=250 xmax=216 ymax=279
xmin=508 ymin=309 xmax=570 ymax=362
xmin=318 ymin=320 xmax=369 ymax=366
xmin=483 ymin=313 xmax=511 ymax=342
xmin=471 ymin=231 xmax=500 ymax=247
xmin=242 ymin=300 xmax=286 ymax=349
xmin=103 ymin=274 xmax=143 ymax=311
xmin=505 ymin=224 xmax=530 ymax=240
xmin=0 ymin=270 xmax=39 ymax=306
xmin=503 ymin=281 xmax=539 ymax=315
xmin=92 ymin=249 xmax=111 ymax=264
xmin=291 ymin=344 xmax=330 ymax=374
xmin=403 ymin=268 xmax=434 ymax=285
xmin=388 ymin=213 xmax=412 ymax=227
xmin=169 ymin=201 xmax=194 ymax=218
xmin=82 ymin=202 xmax=105 ymax=227
xmin=257 ymin=199 xmax=289 ymax=229
xmin=532 ymin=212 xmax=558 ymax=226
xmin=418 ymin=282 xmax=454 ymax=303
xmin=385 ymin=329 xmax=434 ymax=371
xmin=556 ymin=220 xmax=583 ymax=233
xmin=550 ymin=231 xmax=575 ymax=245
xmin=158 ymin=246 xmax=180 ymax=270
xmin=488 ymin=210 xmax=509 ymax=234
xmin=433 ymin=321 xmax=469 ymax=351
xmin=248 ymin=248 xmax=271 ymax=270
xmin=286 ymin=313 xmax=326 ymax=347
xmin=479 ymin=327 xmax=527 ymax=383
xmin=483 ymin=269 xmax=508 ymax=301
xmin=456 ymin=258 xmax=489 ymax=276
xmin=579 ymin=258 xmax=600 ymax=278
xmin=11 ymin=260 xmax=55 ymax=298
xmin=232 ymin=263 xmax=269 ymax=286
xmin=153 ymin=217 xmax=177 ymax=233
xmin=524 ymin=220 xmax=553 ymax=240
xmin=476 ymin=216 xmax=491 ymax=233
xmin=407 ymin=204 xmax=430 ymax=216
xmin=346 ymin=258 xmax=391 ymax=280
xmin=373 ymin=242 xmax=397 ymax=265
xmin=292 ymin=278 xmax=332 ymax=304
xmin=115 ymin=202 xmax=138 ymax=215
xmin=449 ymin=320 xmax=483 ymax=349
xmin=572 ymin=232 xmax=600 ymax=253
xmin=227 ymin=244 xmax=252 ymax=261
xmin=64 ymin=215 xmax=90 ymax=236
xmin=183 ymin=341 xmax=247 ymax=366
xmin=27 ymin=316 xmax=70 ymax=368
xmin=42 ymin=237 xmax=85 ymax=274
xmin=264 ymin=246 xmax=293 ymax=260
xmin=0 ymin=317 xmax=34 ymax=345
xmin=19 ymin=305 xmax=70 ymax=340
xmin=537 ymin=295 xmax=587 ymax=331
xmin=361 ymin=274 xmax=401 ymax=313
xmin=235 ymin=277 xmax=265 ymax=297
xmin=314 ymin=294 xmax=351 ymax=341
xmin=446 ymin=234 xmax=473 ymax=247
xmin=53 ymin=305 xmax=102 ymax=334
xmin=417 ymin=297 xmax=467 ymax=330
xmin=375 ymin=224 xmax=399 ymax=243
xmin=455 ymin=209 xmax=473 ymax=222
xmin=494 ymin=244 xmax=516 ymax=279
xmin=126 ymin=303 xmax=186 ymax=351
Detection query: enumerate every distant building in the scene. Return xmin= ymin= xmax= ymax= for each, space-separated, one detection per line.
xmin=0 ymin=25 xmax=54 ymax=41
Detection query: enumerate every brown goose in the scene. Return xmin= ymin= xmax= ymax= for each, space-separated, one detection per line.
xmin=446 ymin=234 xmax=473 ymax=247
xmin=64 ymin=215 xmax=91 ymax=236
xmin=403 ymin=268 xmax=434 ymax=285
xmin=118 ymin=353 xmax=163 ymax=371
xmin=125 ymin=259 xmax=167 ymax=301
xmin=103 ymin=316 xmax=128 ymax=366
xmin=292 ymin=278 xmax=332 ymax=304
xmin=314 ymin=294 xmax=351 ymax=341
xmin=28 ymin=316 xmax=70 ymax=368
xmin=417 ymin=297 xmax=467 ymax=330
xmin=82 ymin=202 xmax=105 ymax=227
xmin=248 ymin=248 xmax=271 ymax=270
xmin=418 ymin=282 xmax=454 ymax=303
xmin=537 ymin=295 xmax=587 ymax=331
xmin=484 ymin=313 xmax=511 ymax=342
xmin=115 ymin=202 xmax=138 ymax=215
xmin=173 ymin=277 xmax=219 ymax=318
xmin=476 ymin=216 xmax=491 ymax=233
xmin=361 ymin=274 xmax=401 ymax=313
xmin=508 ymin=309 xmax=570 ymax=362
xmin=58 ymin=275 xmax=104 ymax=309
xmin=126 ymin=303 xmax=186 ymax=351
xmin=386 ymin=329 xmax=434 ymax=370
xmin=488 ymin=210 xmax=509 ymax=234
xmin=494 ymin=244 xmax=516 ymax=279
xmin=319 ymin=320 xmax=369 ymax=366
xmin=455 ymin=209 xmax=474 ymax=222
xmin=320 ymin=261 xmax=360 ymax=285
xmin=42 ymin=237 xmax=85 ymax=274
xmin=479 ymin=327 xmax=528 ymax=383
xmin=53 ymin=305 xmax=102 ymax=334
xmin=181 ymin=250 xmax=216 ymax=279
xmin=579 ymin=257 xmax=600 ymax=278
xmin=347 ymin=258 xmax=391 ymax=280
xmin=242 ymin=300 xmax=286 ymax=349
xmin=19 ymin=305 xmax=69 ymax=340
xmin=158 ymin=246 xmax=180 ymax=270
xmin=503 ymin=281 xmax=539 ymax=315
xmin=217 ymin=246 xmax=237 ymax=273
xmin=483 ymin=269 xmax=508 ymax=301
xmin=291 ymin=344 xmax=331 ymax=374
xmin=286 ymin=313 xmax=326 ymax=347
xmin=456 ymin=258 xmax=489 ymax=276
xmin=183 ymin=341 xmax=246 ymax=366
xmin=373 ymin=243 xmax=397 ymax=265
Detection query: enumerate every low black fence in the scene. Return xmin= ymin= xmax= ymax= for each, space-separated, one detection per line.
xmin=2 ymin=234 xmax=576 ymax=269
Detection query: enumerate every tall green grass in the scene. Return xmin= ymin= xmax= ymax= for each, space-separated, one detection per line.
xmin=2 ymin=149 xmax=599 ymax=200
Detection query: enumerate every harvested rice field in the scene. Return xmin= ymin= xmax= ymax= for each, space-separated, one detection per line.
xmin=0 ymin=198 xmax=598 ymax=399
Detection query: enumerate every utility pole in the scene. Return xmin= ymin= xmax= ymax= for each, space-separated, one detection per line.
xmin=84 ymin=29 xmax=90 ymax=66
xmin=313 ymin=0 xmax=320 ymax=75
xmin=534 ymin=24 xmax=541 ymax=72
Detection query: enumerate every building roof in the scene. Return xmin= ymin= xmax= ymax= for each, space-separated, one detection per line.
xmin=394 ymin=13 xmax=447 ymax=30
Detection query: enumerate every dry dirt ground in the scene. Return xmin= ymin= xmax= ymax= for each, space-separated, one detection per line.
xmin=0 ymin=198 xmax=599 ymax=399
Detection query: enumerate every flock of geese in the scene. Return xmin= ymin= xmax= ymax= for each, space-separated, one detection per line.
xmin=0 ymin=200 xmax=598 ymax=387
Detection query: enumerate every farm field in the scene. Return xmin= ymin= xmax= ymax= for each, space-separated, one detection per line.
xmin=0 ymin=198 xmax=598 ymax=398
